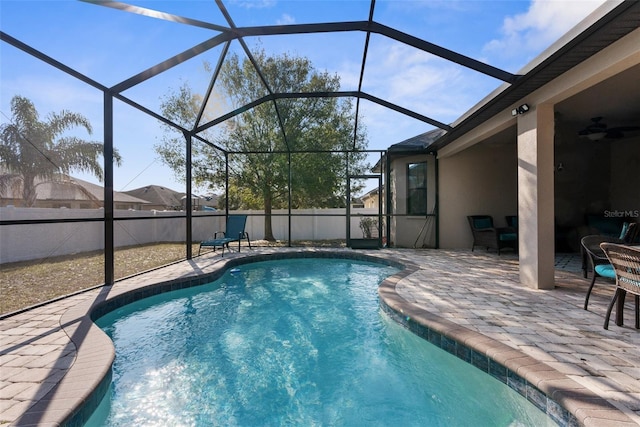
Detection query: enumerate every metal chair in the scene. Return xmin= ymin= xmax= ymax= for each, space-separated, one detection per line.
xmin=199 ymin=215 xmax=251 ymax=256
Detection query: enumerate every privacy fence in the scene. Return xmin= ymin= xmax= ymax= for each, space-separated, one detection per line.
xmin=1 ymin=207 xmax=379 ymax=264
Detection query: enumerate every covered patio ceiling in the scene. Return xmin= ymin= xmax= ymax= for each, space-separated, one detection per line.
xmin=5 ymin=1 xmax=636 ymax=158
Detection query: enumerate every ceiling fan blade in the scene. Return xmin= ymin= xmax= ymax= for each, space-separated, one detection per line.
xmin=578 ymin=117 xmax=608 ymax=135
xmin=609 ymin=125 xmax=640 ymax=132
xmin=605 ymin=129 xmax=624 ymax=139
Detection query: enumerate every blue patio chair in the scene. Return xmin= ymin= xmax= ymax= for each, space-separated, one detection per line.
xmin=199 ymin=215 xmax=251 ymax=256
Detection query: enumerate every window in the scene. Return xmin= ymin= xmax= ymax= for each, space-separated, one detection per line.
xmin=407 ymin=162 xmax=427 ymax=215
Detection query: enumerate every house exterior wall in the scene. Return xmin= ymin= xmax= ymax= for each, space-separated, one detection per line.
xmin=361 ymin=193 xmax=379 ymax=209
xmin=389 ymin=154 xmax=437 ymax=248
xmin=438 ymin=141 xmax=518 ymax=250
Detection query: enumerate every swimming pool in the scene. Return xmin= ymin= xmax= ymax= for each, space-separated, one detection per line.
xmin=87 ymin=258 xmax=555 ymax=426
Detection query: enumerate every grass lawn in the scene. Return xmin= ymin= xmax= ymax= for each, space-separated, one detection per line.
xmin=0 ymin=243 xmax=201 ymax=316
xmin=1 ymin=240 xmax=345 ymax=316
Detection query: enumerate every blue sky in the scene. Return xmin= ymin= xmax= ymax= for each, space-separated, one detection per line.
xmin=1 ymin=0 xmax=606 ymax=195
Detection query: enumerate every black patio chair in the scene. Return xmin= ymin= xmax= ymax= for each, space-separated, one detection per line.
xmin=467 ymin=215 xmax=517 ymax=255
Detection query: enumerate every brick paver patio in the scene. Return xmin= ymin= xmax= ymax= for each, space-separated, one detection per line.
xmin=1 ymin=248 xmax=639 ymax=426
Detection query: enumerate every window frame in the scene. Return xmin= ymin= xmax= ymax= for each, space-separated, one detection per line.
xmin=406 ymin=162 xmax=427 ymax=216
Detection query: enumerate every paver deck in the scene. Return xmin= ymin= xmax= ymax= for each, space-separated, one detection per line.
xmin=1 ymin=248 xmax=639 ymax=426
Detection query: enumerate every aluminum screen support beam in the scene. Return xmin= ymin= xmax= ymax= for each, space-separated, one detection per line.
xmin=103 ymin=92 xmax=115 ymax=286
xmin=352 ymin=0 xmax=377 ymax=151
xmin=195 ymin=91 xmax=453 ymax=134
xmin=228 ymin=21 xmax=518 ymax=84
xmin=215 ymin=0 xmax=291 ymax=152
xmin=184 ymin=131 xmax=193 ymax=260
xmin=111 ymin=32 xmax=234 ymax=93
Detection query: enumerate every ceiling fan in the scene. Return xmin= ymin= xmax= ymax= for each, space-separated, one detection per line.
xmin=578 ymin=117 xmax=640 ymax=140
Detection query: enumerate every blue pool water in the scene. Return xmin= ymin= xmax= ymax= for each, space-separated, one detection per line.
xmin=88 ymin=258 xmax=554 ymax=426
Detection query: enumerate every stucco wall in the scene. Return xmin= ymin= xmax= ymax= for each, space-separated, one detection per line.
xmin=438 ymin=141 xmax=518 ymax=249
xmin=389 ymin=154 xmax=437 ymax=248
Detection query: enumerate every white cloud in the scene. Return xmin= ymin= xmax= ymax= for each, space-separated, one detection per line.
xmin=1 ymin=75 xmax=104 ymax=128
xmin=362 ymin=42 xmax=478 ymax=120
xmin=276 ymin=13 xmax=295 ymax=25
xmin=352 ymin=40 xmax=498 ymax=149
xmin=228 ymin=0 xmax=277 ymax=10
xmin=484 ymin=0 xmax=607 ymax=60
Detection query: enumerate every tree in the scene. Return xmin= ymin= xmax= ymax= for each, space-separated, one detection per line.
xmin=156 ymin=50 xmax=369 ymax=241
xmin=0 ymin=95 xmax=122 ymax=207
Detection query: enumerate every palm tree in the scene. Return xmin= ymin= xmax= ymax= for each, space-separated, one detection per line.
xmin=0 ymin=95 xmax=122 ymax=207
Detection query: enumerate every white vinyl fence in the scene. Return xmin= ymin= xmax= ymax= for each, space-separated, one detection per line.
xmin=1 ymin=206 xmax=378 ymax=263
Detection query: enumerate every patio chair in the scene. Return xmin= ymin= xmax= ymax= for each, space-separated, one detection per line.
xmin=600 ymin=243 xmax=640 ymax=330
xmin=198 ymin=214 xmax=251 ymax=256
xmin=581 ymin=222 xmax=638 ymax=278
xmin=505 ymin=215 xmax=518 ymax=229
xmin=467 ymin=215 xmax=517 ymax=255
xmin=580 ymin=235 xmax=621 ymax=310
xmin=620 ymin=221 xmax=640 ymax=243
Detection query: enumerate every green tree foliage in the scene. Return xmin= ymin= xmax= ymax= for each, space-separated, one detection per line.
xmin=0 ymin=95 xmax=122 ymax=207
xmin=156 ymin=50 xmax=369 ymax=241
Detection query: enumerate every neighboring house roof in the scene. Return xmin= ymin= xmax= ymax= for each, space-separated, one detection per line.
xmin=49 ymin=177 xmax=150 ymax=204
xmin=361 ymin=187 xmax=379 ymax=199
xmin=124 ymin=185 xmax=185 ymax=209
xmin=0 ymin=174 xmax=150 ymax=205
xmin=124 ymin=185 xmax=219 ymax=210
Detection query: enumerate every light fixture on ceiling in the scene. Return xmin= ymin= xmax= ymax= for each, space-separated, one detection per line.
xmin=511 ymin=103 xmax=530 ymax=116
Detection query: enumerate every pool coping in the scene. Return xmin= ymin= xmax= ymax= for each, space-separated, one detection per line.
xmin=377 ymin=261 xmax=635 ymax=427
xmin=6 ymin=249 xmax=636 ymax=426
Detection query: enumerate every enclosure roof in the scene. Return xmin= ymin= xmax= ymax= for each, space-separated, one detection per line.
xmin=1 ymin=0 xmax=637 ymax=158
